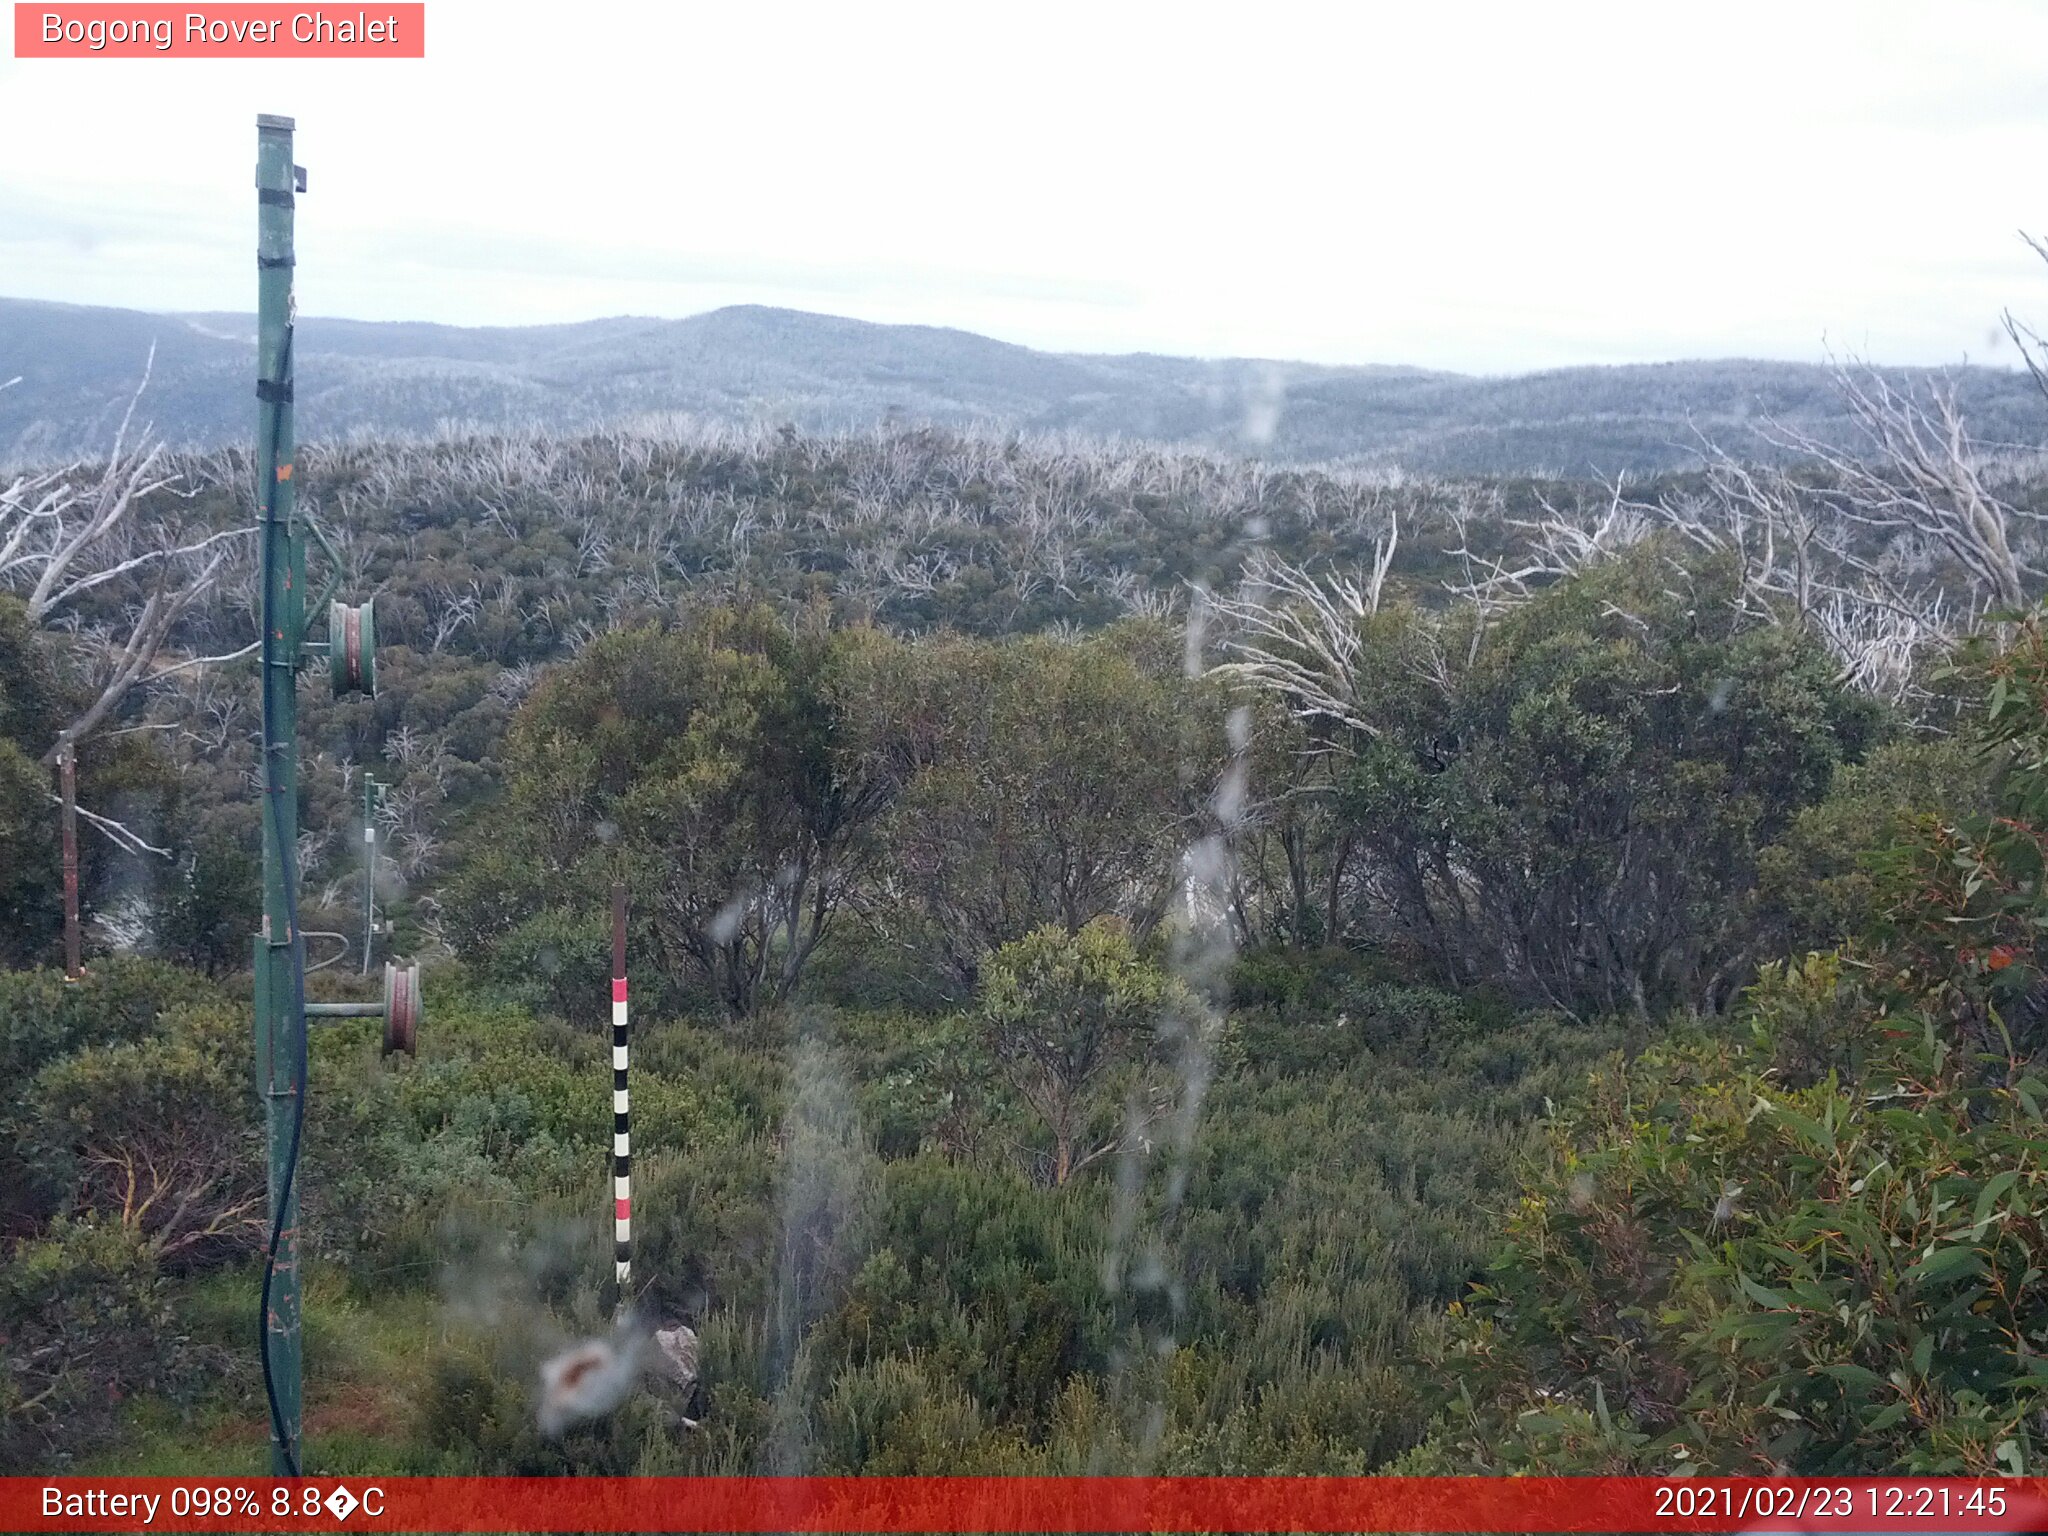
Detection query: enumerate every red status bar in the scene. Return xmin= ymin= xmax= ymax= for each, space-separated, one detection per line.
xmin=10 ymin=1476 xmax=2048 ymax=1533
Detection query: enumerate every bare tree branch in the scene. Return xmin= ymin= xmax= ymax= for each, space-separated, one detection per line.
xmin=46 ymin=794 xmax=174 ymax=858
xmin=1205 ymin=508 xmax=1399 ymax=742
xmin=0 ymin=353 xmax=256 ymax=762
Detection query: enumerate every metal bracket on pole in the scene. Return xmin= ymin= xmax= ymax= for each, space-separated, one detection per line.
xmin=305 ymin=961 xmax=422 ymax=1054
xmin=302 ymin=513 xmax=347 ymax=627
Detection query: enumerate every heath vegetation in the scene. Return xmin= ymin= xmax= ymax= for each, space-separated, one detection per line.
xmin=9 ymin=309 xmax=2048 ymax=1475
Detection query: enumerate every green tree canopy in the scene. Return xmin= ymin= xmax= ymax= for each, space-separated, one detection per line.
xmin=447 ymin=606 xmax=900 ymax=1018
xmin=978 ymin=918 xmax=1184 ymax=1187
xmin=1339 ymin=544 xmax=1885 ymax=1017
xmin=859 ymin=622 xmax=1217 ymax=989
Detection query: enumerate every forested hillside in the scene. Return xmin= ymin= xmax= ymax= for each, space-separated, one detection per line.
xmin=6 ymin=294 xmax=2046 ymax=476
xmin=8 ymin=349 xmax=2048 ymax=1476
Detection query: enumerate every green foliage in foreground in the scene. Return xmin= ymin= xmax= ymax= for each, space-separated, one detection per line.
xmin=1409 ymin=616 xmax=2048 ymax=1476
xmin=12 ymin=534 xmax=2047 ymax=1478
xmin=0 ymin=961 xmax=254 ymax=1467
xmin=2 ymin=940 xmax=1610 ymax=1475
xmin=1414 ymin=956 xmax=2048 ymax=1475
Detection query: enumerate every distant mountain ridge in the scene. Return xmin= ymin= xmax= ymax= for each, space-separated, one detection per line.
xmin=2 ymin=295 xmax=2042 ymax=477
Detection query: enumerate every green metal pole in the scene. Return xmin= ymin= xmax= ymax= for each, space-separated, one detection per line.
xmin=254 ymin=111 xmax=304 ymax=1478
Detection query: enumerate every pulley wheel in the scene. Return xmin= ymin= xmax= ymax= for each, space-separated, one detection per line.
xmin=330 ymin=599 xmax=377 ymax=697
xmin=382 ymin=960 xmax=421 ymax=1056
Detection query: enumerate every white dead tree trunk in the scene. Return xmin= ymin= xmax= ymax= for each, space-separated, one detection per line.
xmin=1 ymin=358 xmax=253 ymax=878
xmin=1436 ymin=343 xmax=2045 ymax=705
xmin=1 ymin=357 xmax=254 ymax=765
xmin=1632 ymin=438 xmax=1970 ymax=705
xmin=1762 ymin=360 xmax=2042 ymax=613
xmin=1442 ymin=478 xmax=1652 ymax=613
xmin=1205 ymin=508 xmax=1398 ymax=742
xmin=2003 ymin=232 xmax=2048 ymax=414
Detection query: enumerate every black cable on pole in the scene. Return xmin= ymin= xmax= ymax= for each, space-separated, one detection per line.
xmin=256 ymin=324 xmax=306 ymax=1479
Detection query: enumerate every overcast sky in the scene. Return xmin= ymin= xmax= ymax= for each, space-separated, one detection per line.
xmin=3 ymin=0 xmax=2046 ymax=373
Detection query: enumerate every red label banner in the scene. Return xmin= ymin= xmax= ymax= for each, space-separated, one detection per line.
xmin=13 ymin=4 xmax=424 ymax=57
xmin=8 ymin=1477 xmax=2048 ymax=1533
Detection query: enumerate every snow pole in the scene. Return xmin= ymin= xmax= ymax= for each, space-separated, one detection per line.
xmin=611 ymin=881 xmax=632 ymax=1301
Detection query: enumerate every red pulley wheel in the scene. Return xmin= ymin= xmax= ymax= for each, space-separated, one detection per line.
xmin=382 ymin=960 xmax=420 ymax=1056
xmin=330 ymin=600 xmax=377 ymax=697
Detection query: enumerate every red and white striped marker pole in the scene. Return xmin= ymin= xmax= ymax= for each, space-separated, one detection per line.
xmin=611 ymin=882 xmax=632 ymax=1297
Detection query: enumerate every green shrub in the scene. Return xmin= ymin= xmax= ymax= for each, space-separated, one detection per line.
xmin=809 ymin=1354 xmax=999 ymax=1473
xmin=24 ymin=1004 xmax=260 ymax=1270
xmin=1420 ymin=975 xmax=2048 ymax=1474
xmin=0 ymin=962 xmax=227 ymax=1234
xmin=0 ymin=1219 xmax=195 ymax=1470
xmin=153 ymin=836 xmax=262 ymax=979
xmin=0 ymin=957 xmax=222 ymax=1086
xmin=1414 ymin=627 xmax=2048 ymax=1476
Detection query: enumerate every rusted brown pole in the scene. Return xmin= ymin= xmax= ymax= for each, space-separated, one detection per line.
xmin=59 ymin=738 xmax=81 ymax=981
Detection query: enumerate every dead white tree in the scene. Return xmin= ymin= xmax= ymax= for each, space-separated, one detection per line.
xmin=2003 ymin=231 xmax=2048 ymax=413
xmin=1760 ymin=359 xmax=2045 ymax=612
xmin=428 ymin=581 xmax=483 ymax=652
xmin=1637 ymin=437 xmax=1971 ymax=705
xmin=3 ymin=360 xmax=253 ymax=948
xmin=1431 ymin=343 xmax=2045 ymax=706
xmin=1442 ymin=477 xmax=1652 ymax=614
xmin=488 ymin=660 xmax=542 ymax=706
xmin=1 ymin=355 xmax=255 ymax=768
xmin=1205 ymin=508 xmax=1399 ymax=742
